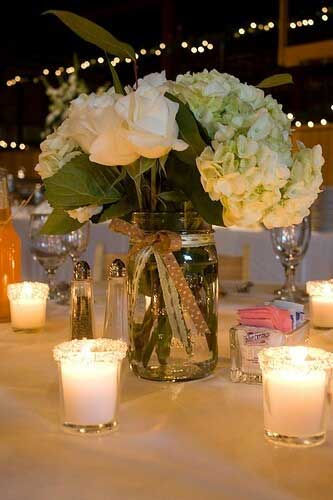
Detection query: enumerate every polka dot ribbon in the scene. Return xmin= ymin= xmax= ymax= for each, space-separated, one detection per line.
xmin=109 ymin=218 xmax=210 ymax=337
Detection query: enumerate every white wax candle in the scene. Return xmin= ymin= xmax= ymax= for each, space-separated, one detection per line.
xmin=263 ymin=369 xmax=327 ymax=437
xmin=7 ymin=282 xmax=49 ymax=331
xmin=310 ymin=296 xmax=333 ymax=328
xmin=10 ymin=299 xmax=46 ymax=330
xmin=61 ymin=360 xmax=119 ymax=425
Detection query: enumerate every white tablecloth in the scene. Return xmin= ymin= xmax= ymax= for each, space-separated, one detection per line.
xmin=1 ymin=284 xmax=333 ymax=500
xmin=14 ymin=214 xmax=333 ymax=284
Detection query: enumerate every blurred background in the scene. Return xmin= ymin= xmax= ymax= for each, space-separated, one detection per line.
xmin=0 ymin=0 xmax=332 ymax=202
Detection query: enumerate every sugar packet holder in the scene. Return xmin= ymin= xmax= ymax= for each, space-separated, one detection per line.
xmin=230 ymin=320 xmax=309 ymax=384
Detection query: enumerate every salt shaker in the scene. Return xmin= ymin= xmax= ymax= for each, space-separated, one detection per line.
xmin=70 ymin=261 xmax=95 ymax=340
xmin=103 ymin=259 xmax=128 ymax=342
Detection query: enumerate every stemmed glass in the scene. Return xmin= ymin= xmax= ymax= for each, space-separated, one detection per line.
xmin=67 ymin=224 xmax=90 ymax=266
xmin=270 ymin=216 xmax=311 ymax=302
xmin=29 ymin=214 xmax=71 ymax=300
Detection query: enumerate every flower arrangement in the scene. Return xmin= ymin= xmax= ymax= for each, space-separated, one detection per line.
xmin=37 ymin=11 xmax=323 ymax=235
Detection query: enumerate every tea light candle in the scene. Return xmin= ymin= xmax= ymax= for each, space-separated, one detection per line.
xmin=7 ymin=282 xmax=49 ymax=332
xmin=53 ymin=338 xmax=127 ymax=434
xmin=258 ymin=346 xmax=333 ymax=447
xmin=306 ymin=280 xmax=333 ymax=329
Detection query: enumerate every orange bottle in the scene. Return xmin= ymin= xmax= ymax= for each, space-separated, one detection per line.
xmin=0 ymin=168 xmax=21 ymax=321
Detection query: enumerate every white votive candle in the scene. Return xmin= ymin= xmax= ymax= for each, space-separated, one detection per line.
xmin=53 ymin=338 xmax=127 ymax=434
xmin=307 ymin=280 xmax=333 ymax=328
xmin=7 ymin=282 xmax=49 ymax=332
xmin=258 ymin=346 xmax=333 ymax=447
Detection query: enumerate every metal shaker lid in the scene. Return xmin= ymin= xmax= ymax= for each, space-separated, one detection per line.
xmin=108 ymin=258 xmax=127 ymax=278
xmin=73 ymin=260 xmax=91 ymax=280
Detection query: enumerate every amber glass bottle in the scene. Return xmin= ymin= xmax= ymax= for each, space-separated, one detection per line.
xmin=0 ymin=168 xmax=21 ymax=321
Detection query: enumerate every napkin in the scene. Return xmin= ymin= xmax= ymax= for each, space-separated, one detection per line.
xmin=237 ymin=306 xmax=292 ymax=333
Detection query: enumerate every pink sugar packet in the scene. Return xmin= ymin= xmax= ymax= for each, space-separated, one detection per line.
xmin=237 ymin=306 xmax=292 ymax=333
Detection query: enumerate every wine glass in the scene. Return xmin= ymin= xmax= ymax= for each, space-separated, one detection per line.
xmin=29 ymin=214 xmax=71 ymax=300
xmin=270 ymin=216 xmax=311 ymax=302
xmin=67 ymin=224 xmax=90 ymax=266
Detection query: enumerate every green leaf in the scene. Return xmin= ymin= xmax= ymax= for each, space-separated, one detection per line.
xmin=41 ymin=208 xmax=83 ymax=235
xmin=105 ymin=53 xmax=125 ymax=95
xmin=92 ymin=198 xmax=133 ymax=223
xmin=158 ymin=190 xmax=188 ymax=202
xmin=44 ymin=10 xmax=136 ymax=60
xmin=166 ymin=93 xmax=207 ymax=166
xmin=167 ymin=154 xmax=224 ymax=226
xmin=257 ymin=73 xmax=293 ymax=89
xmin=44 ymin=154 xmax=122 ymax=209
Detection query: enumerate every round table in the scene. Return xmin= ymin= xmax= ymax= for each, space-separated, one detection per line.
xmin=1 ymin=284 xmax=333 ymax=500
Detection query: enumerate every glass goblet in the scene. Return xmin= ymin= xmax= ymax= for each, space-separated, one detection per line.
xmin=29 ymin=214 xmax=70 ymax=300
xmin=67 ymin=224 xmax=90 ymax=266
xmin=270 ymin=216 xmax=311 ymax=302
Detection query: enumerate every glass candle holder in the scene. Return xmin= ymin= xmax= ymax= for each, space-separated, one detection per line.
xmin=53 ymin=338 xmax=127 ymax=434
xmin=258 ymin=346 xmax=333 ymax=448
xmin=7 ymin=282 xmax=49 ymax=332
xmin=306 ymin=280 xmax=333 ymax=329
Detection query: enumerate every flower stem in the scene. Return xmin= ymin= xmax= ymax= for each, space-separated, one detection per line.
xmin=151 ymin=165 xmax=157 ymax=211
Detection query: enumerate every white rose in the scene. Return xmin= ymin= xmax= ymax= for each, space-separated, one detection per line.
xmin=67 ymin=205 xmax=103 ymax=223
xmin=66 ymin=92 xmax=120 ymax=153
xmin=113 ymin=81 xmax=188 ymax=159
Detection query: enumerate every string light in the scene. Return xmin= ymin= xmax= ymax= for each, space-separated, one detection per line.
xmin=321 ymin=119 xmax=327 ymax=126
xmin=159 ymin=42 xmax=166 ymax=49
xmin=19 ymin=143 xmax=26 ymax=150
xmin=140 ymin=48 xmax=147 ymax=55
xmin=239 ymin=28 xmax=245 ymax=35
xmin=97 ymin=57 xmax=104 ymax=64
xmin=250 ymin=22 xmax=257 ymax=29
xmin=322 ymin=14 xmax=328 ymax=21
xmin=207 ymin=43 xmax=214 ymax=50
xmin=322 ymin=7 xmax=328 ymax=13
xmin=191 ymin=47 xmax=198 ymax=53
xmin=295 ymin=121 xmax=302 ymax=127
xmin=42 ymin=69 xmax=49 ymax=76
xmin=308 ymin=120 xmax=314 ymax=128
xmin=287 ymin=113 xmax=294 ymax=120
xmin=202 ymin=40 xmax=208 ymax=46
xmin=10 ymin=141 xmax=16 ymax=148
xmin=0 ymin=140 xmax=7 ymax=148
xmin=290 ymin=22 xmax=296 ymax=29
xmin=198 ymin=46 xmax=204 ymax=53
xmin=268 ymin=22 xmax=274 ymax=28
xmin=181 ymin=41 xmax=188 ymax=48
xmin=55 ymin=69 xmax=62 ymax=76
xmin=66 ymin=66 xmax=75 ymax=74
xmin=155 ymin=49 xmax=161 ymax=56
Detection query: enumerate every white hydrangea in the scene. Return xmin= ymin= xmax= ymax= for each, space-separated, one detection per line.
xmin=173 ymin=70 xmax=323 ymax=228
xmin=67 ymin=205 xmax=103 ymax=223
xmin=35 ymin=120 xmax=82 ymax=179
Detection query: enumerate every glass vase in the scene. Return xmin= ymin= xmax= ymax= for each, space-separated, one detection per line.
xmin=127 ymin=211 xmax=218 ymax=382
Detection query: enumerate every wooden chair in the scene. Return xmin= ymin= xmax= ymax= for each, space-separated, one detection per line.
xmin=218 ymin=245 xmax=250 ymax=282
xmin=93 ymin=242 xmax=128 ymax=281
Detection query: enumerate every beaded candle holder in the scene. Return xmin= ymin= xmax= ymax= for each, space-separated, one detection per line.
xmin=306 ymin=280 xmax=333 ymax=329
xmin=7 ymin=282 xmax=49 ymax=332
xmin=258 ymin=346 xmax=333 ymax=447
xmin=53 ymin=338 xmax=127 ymax=434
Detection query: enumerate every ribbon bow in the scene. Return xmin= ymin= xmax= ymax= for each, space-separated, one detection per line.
xmin=109 ymin=218 xmax=210 ymax=341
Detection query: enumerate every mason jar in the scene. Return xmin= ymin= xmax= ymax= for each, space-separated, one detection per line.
xmin=127 ymin=211 xmax=218 ymax=382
